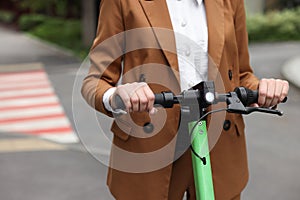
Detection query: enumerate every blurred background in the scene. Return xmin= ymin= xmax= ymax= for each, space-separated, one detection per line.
xmin=1 ymin=0 xmax=300 ymax=56
xmin=0 ymin=0 xmax=300 ymax=200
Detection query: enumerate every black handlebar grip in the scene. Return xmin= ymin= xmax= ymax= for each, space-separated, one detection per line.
xmin=154 ymin=92 xmax=175 ymax=108
xmin=234 ymin=87 xmax=257 ymax=106
xmin=234 ymin=87 xmax=287 ymax=106
xmin=154 ymin=93 xmax=164 ymax=105
xmin=282 ymin=96 xmax=288 ymax=103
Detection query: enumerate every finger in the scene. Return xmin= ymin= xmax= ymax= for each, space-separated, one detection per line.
xmin=264 ymin=79 xmax=275 ymax=107
xmin=270 ymin=79 xmax=283 ymax=106
xmin=280 ymin=80 xmax=289 ymax=102
xmin=258 ymin=79 xmax=268 ymax=107
xmin=126 ymin=82 xmax=147 ymax=97
xmin=130 ymin=92 xmax=139 ymax=112
xmin=136 ymin=88 xmax=148 ymax=112
xmin=143 ymin=85 xmax=155 ymax=112
xmin=250 ymin=103 xmax=259 ymax=108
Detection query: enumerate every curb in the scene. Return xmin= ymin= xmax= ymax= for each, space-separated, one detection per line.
xmin=281 ymin=56 xmax=300 ymax=88
xmin=24 ymin=33 xmax=80 ymax=59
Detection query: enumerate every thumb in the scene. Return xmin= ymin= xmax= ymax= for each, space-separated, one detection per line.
xmin=250 ymin=103 xmax=259 ymax=108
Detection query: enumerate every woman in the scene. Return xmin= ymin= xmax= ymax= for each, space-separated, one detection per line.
xmin=81 ymin=0 xmax=289 ymax=199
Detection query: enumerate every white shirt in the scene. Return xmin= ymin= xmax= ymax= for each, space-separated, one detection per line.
xmin=103 ymin=0 xmax=208 ymax=111
xmin=167 ymin=0 xmax=208 ymax=91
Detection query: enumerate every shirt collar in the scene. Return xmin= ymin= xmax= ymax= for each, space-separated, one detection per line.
xmin=195 ymin=0 xmax=203 ymax=6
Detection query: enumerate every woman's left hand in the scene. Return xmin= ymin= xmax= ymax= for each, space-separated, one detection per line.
xmin=257 ymin=78 xmax=289 ymax=108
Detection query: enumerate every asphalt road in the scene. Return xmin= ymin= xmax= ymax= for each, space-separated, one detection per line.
xmin=243 ymin=43 xmax=300 ymax=200
xmin=0 ymin=26 xmax=300 ymax=200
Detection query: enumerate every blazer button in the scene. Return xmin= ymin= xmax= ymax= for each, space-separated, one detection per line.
xmin=223 ymin=120 xmax=231 ymax=131
xmin=143 ymin=122 xmax=154 ymax=134
xmin=228 ymin=70 xmax=233 ymax=81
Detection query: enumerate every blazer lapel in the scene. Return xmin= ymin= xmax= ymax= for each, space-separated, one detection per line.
xmin=205 ymin=0 xmax=225 ymax=70
xmin=138 ymin=0 xmax=179 ymax=73
xmin=138 ymin=0 xmax=225 ymax=86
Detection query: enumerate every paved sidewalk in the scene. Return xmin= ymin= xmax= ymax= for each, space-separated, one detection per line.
xmin=0 ymin=26 xmax=114 ymax=200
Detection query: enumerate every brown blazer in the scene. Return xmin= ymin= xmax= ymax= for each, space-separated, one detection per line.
xmin=81 ymin=0 xmax=259 ymax=199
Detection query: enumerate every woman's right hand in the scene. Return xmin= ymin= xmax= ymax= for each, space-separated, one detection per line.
xmin=110 ymin=82 xmax=157 ymax=114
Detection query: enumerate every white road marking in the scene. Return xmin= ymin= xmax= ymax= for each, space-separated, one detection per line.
xmin=0 ymin=96 xmax=58 ymax=108
xmin=0 ymin=106 xmax=63 ymax=120
xmin=0 ymin=88 xmax=54 ymax=98
xmin=0 ymin=65 xmax=79 ymax=144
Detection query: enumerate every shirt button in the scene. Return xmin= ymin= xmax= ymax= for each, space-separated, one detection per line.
xmin=181 ymin=20 xmax=187 ymax=27
xmin=188 ymin=82 xmax=194 ymax=88
xmin=228 ymin=70 xmax=233 ymax=80
xmin=185 ymin=49 xmax=191 ymax=57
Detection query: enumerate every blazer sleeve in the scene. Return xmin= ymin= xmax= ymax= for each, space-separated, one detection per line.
xmin=234 ymin=0 xmax=259 ymax=90
xmin=81 ymin=0 xmax=125 ymax=117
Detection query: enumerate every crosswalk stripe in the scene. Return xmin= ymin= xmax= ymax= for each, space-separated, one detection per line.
xmin=0 ymin=80 xmax=49 ymax=90
xmin=0 ymin=117 xmax=70 ymax=131
xmin=0 ymin=75 xmax=47 ymax=83
xmin=0 ymin=96 xmax=58 ymax=108
xmin=0 ymin=93 xmax=54 ymax=101
xmin=0 ymin=63 xmax=78 ymax=144
xmin=0 ymin=88 xmax=53 ymax=98
xmin=27 ymin=127 xmax=73 ymax=134
xmin=0 ymin=106 xmax=63 ymax=119
xmin=0 ymin=84 xmax=50 ymax=92
xmin=0 ymin=113 xmax=66 ymax=123
xmin=0 ymin=102 xmax=59 ymax=112
xmin=0 ymin=69 xmax=44 ymax=77
xmin=0 ymin=71 xmax=46 ymax=82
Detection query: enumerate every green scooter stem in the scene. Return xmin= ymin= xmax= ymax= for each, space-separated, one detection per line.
xmin=189 ymin=121 xmax=215 ymax=200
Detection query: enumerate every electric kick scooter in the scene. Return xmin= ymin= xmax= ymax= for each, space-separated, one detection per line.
xmin=116 ymin=81 xmax=287 ymax=200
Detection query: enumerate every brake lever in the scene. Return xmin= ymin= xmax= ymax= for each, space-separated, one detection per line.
xmin=245 ymin=107 xmax=283 ymax=116
xmin=227 ymin=107 xmax=283 ymax=116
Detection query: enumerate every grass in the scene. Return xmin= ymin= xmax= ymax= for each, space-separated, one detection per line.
xmin=247 ymin=7 xmax=300 ymax=42
xmin=18 ymin=14 xmax=89 ymax=59
xmin=0 ymin=10 xmax=15 ymax=23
